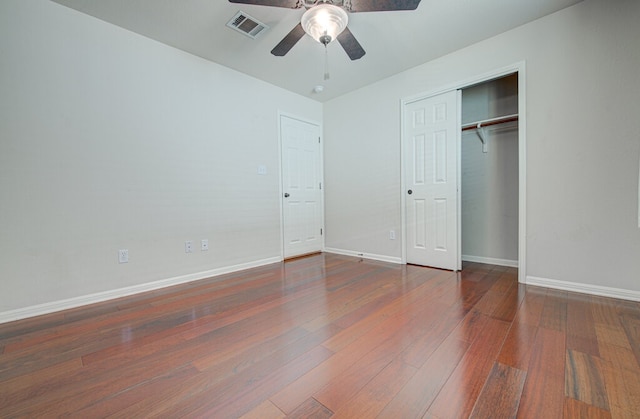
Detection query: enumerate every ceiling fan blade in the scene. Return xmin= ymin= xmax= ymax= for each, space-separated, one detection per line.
xmin=337 ymin=27 xmax=366 ymax=60
xmin=271 ymin=23 xmax=306 ymax=56
xmin=346 ymin=0 xmax=421 ymax=12
xmin=228 ymin=0 xmax=302 ymax=8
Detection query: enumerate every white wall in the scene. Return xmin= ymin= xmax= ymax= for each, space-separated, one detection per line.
xmin=324 ymin=0 xmax=640 ymax=295
xmin=461 ymin=76 xmax=519 ymax=265
xmin=0 ymin=0 xmax=321 ymax=318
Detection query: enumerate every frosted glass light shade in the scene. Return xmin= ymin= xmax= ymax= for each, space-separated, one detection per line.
xmin=301 ymin=4 xmax=348 ymax=44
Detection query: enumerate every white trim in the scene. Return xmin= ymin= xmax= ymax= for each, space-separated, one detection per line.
xmin=323 ymin=247 xmax=402 ymax=264
xmin=527 ymin=275 xmax=640 ymax=302
xmin=402 ymin=62 xmax=526 ymax=106
xmin=456 ymin=89 xmax=463 ymax=271
xmin=400 ymin=98 xmax=407 ymax=264
xmin=517 ymin=63 xmax=527 ymax=284
xmin=401 ymin=61 xmax=527 ymax=283
xmin=0 ymin=257 xmax=281 ymax=324
xmin=462 ymin=255 xmax=518 ymax=268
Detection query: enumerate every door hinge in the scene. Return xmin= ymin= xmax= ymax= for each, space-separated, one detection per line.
xmin=318 ymin=137 xmax=320 ymax=143
xmin=319 ymin=182 xmax=322 ymax=190
xmin=321 ymin=228 xmax=323 ymax=235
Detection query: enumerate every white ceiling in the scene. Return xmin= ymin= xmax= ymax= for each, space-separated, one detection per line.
xmin=51 ymin=0 xmax=583 ymax=102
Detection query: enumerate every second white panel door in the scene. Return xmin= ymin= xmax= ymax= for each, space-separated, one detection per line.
xmin=281 ymin=115 xmax=322 ymax=259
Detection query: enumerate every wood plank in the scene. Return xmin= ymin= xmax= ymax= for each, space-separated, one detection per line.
xmin=590 ymin=295 xmax=623 ymax=327
xmin=620 ymin=311 xmax=640 ymax=367
xmin=491 ymin=280 xmax=524 ymax=322
xmin=321 ymin=270 xmax=457 ymax=352
xmin=301 ymin=265 xmax=425 ymax=332
xmin=285 ymin=397 xmax=333 ymax=419
xmin=563 ymin=397 xmax=612 ymax=419
xmin=539 ymin=289 xmax=568 ymax=332
xmin=497 ymin=322 xmax=538 ymax=371
xmin=427 ymin=316 xmax=511 ymax=418
xmin=331 ymin=266 xmax=443 ymax=329
xmin=330 ymin=358 xmax=416 ymax=418
xmin=597 ymin=346 xmax=640 ymax=418
xmin=69 ymin=364 xmax=200 ymax=417
xmin=597 ymin=341 xmax=639 ymax=371
xmin=269 ymin=339 xmax=373 ymax=414
xmin=513 ymin=285 xmax=546 ymax=326
xmin=313 ymin=298 xmax=450 ymax=412
xmin=469 ymin=363 xmax=527 ymax=419
xmin=0 ymin=358 xmax=83 ymax=407
xmin=198 ymin=346 xmax=335 ymax=418
xmin=566 ymin=294 xmax=600 ymax=356
xmin=460 ymin=274 xmax=500 ymax=311
xmin=565 ymin=349 xmax=609 ymax=410
xmin=4 ymin=361 xmax=200 ymax=417
xmin=445 ymin=308 xmax=491 ymax=345
xmin=401 ymin=301 xmax=466 ymax=368
xmin=0 ymin=312 xmax=67 ymax=342
xmin=594 ymin=323 xmax=633 ymax=350
xmin=239 ymin=400 xmax=285 ymax=419
xmin=2 ymin=270 xmax=282 ymax=354
xmin=111 ymin=344 xmax=334 ymax=418
xmin=378 ymin=334 xmax=469 ymax=418
xmin=473 ymin=289 xmax=507 ymax=317
xmin=270 ymin=283 xmax=456 ymax=414
xmin=195 ymin=324 xmax=341 ymax=387
xmin=517 ymin=327 xmax=566 ymax=418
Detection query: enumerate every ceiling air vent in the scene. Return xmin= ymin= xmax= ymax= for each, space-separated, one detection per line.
xmin=226 ymin=11 xmax=269 ymax=39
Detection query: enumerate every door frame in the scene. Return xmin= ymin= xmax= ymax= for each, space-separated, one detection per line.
xmin=277 ymin=111 xmax=325 ymax=260
xmin=400 ymin=61 xmax=527 ymax=283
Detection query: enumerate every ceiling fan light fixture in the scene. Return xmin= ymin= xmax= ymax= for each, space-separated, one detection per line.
xmin=301 ymin=3 xmax=348 ymax=45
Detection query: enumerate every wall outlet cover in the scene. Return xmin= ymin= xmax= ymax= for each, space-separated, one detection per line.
xmin=118 ymin=249 xmax=129 ymax=263
xmin=201 ymin=239 xmax=209 ymax=251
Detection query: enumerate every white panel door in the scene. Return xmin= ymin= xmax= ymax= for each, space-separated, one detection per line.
xmin=404 ymin=90 xmax=459 ymax=270
xmin=281 ymin=115 xmax=322 ymax=258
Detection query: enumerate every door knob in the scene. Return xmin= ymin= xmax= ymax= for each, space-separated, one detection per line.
xmin=407 ymin=190 xmax=413 ymax=195
xmin=284 ymin=193 xmax=290 ymax=198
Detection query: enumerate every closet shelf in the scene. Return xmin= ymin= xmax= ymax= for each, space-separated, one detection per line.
xmin=461 ymin=113 xmax=519 ymax=131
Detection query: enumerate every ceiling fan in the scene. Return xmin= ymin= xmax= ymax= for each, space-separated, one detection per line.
xmin=228 ymin=0 xmax=422 ymax=60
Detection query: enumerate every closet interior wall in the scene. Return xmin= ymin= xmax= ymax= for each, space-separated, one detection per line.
xmin=461 ymin=74 xmax=519 ymax=266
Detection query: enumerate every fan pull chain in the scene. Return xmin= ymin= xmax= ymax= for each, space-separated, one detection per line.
xmin=324 ymin=44 xmax=330 ymax=80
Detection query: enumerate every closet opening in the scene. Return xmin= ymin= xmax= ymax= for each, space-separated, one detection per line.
xmin=460 ymin=73 xmax=519 ymax=268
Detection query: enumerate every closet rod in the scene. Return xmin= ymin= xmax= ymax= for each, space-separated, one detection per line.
xmin=461 ymin=113 xmax=519 ymax=131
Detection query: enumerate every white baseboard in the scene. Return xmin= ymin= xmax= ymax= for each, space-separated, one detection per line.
xmin=462 ymin=255 xmax=518 ymax=268
xmin=0 ymin=257 xmax=282 ymax=324
xmin=526 ymin=275 xmax=640 ymax=302
xmin=323 ymin=247 xmax=402 ymax=264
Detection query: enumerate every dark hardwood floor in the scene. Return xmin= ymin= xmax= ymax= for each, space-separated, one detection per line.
xmin=1 ymin=253 xmax=639 ymax=418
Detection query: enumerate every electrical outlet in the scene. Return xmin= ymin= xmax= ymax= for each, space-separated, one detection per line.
xmin=185 ymin=240 xmax=193 ymax=253
xmin=201 ymin=239 xmax=209 ymax=251
xmin=118 ymin=249 xmax=129 ymax=264
xmin=389 ymin=230 xmax=396 ymax=240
